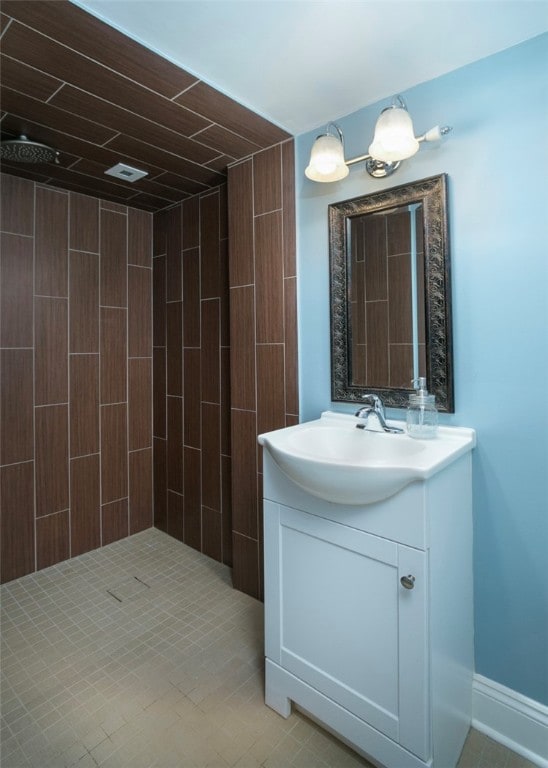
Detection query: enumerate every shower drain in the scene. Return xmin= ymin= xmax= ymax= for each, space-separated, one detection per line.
xmin=107 ymin=576 xmax=150 ymax=602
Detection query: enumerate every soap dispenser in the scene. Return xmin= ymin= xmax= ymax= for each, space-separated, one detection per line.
xmin=406 ymin=377 xmax=438 ymax=439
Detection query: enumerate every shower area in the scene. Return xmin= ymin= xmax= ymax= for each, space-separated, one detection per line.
xmin=0 ymin=135 xmax=298 ymax=600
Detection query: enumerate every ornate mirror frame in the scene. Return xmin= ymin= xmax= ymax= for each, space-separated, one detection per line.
xmin=329 ymin=173 xmax=454 ymax=411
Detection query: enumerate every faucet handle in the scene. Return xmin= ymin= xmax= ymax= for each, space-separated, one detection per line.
xmin=361 ymin=393 xmax=385 ymax=417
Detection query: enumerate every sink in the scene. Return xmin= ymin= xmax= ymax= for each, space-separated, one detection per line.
xmin=259 ymin=411 xmax=476 ymax=505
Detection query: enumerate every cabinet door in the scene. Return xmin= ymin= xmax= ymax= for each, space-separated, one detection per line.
xmin=264 ymin=502 xmax=429 ymax=760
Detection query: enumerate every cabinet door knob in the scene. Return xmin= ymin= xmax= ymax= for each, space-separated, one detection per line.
xmin=400 ymin=574 xmax=415 ymax=590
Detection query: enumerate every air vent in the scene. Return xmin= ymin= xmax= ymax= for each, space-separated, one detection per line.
xmin=104 ymin=162 xmax=148 ymax=182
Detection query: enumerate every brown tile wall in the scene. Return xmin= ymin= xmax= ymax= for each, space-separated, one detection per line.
xmin=227 ymin=140 xmax=299 ymax=600
xmin=152 ymin=185 xmax=233 ymax=566
xmin=0 ymin=173 xmax=153 ymax=583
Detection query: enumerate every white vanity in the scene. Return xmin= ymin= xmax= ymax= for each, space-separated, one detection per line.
xmin=259 ymin=411 xmax=476 ymax=768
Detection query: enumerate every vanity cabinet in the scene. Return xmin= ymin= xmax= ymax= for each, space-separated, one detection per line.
xmin=262 ymin=443 xmax=474 ymax=768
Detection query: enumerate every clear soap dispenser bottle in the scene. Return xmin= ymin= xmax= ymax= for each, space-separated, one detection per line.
xmin=407 ymin=377 xmax=438 ymax=439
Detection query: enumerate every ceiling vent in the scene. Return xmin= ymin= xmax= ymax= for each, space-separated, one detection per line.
xmin=104 ymin=162 xmax=148 ymax=182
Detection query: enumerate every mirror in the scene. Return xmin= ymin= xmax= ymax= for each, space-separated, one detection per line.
xmin=329 ymin=174 xmax=454 ymax=412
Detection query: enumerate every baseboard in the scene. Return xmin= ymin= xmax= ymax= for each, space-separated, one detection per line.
xmin=472 ymin=674 xmax=548 ymax=768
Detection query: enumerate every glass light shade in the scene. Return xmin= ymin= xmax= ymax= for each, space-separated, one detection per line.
xmin=368 ymin=107 xmax=419 ymax=162
xmin=305 ymin=134 xmax=349 ymax=182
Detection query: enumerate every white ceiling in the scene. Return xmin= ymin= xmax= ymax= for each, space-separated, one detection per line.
xmin=72 ymin=0 xmax=548 ymax=135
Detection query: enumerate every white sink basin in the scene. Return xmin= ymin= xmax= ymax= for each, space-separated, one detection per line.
xmin=259 ymin=411 xmax=475 ymax=505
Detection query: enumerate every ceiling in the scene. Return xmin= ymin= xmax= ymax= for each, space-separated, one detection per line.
xmin=74 ymin=0 xmax=548 ymax=134
xmin=0 ymin=1 xmax=289 ymax=211
xmin=1 ymin=1 xmax=546 ymax=211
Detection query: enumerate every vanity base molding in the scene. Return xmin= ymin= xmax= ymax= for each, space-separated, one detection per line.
xmin=266 ymin=659 xmax=431 ymax=768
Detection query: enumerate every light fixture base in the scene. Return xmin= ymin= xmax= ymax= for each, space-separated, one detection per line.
xmin=365 ymin=158 xmax=401 ymax=178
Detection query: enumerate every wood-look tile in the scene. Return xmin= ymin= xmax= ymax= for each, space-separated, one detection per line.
xmin=100 ymin=209 xmax=127 ymax=308
xmin=220 ymin=238 xmax=230 ymax=347
xmin=70 ymin=453 xmax=100 ymax=557
xmin=183 ymin=446 xmax=201 ymax=552
xmin=389 ymin=344 xmax=414 ymax=389
xmin=167 ymin=396 xmax=183 ymax=495
xmin=202 ymin=402 xmax=220 ymax=512
xmin=201 ymin=300 xmax=220 ymax=405
xmin=0 ymin=233 xmax=33 ymax=347
xmin=128 ymin=208 xmax=152 ymax=267
xmin=1 ymin=22 xmax=209 ymax=138
xmin=69 ymin=250 xmax=99 ymax=353
xmin=229 ymin=286 xmax=256 ymax=411
xmin=388 ymin=253 xmax=412 ymax=344
xmin=51 ymin=85 xmax=218 ymax=165
xmin=256 ymin=344 xmax=286 ymax=437
xmin=386 ymin=209 xmax=411 ymax=256
xmin=69 ymin=192 xmax=99 ymax=253
xmin=129 ymin=448 xmax=153 ymax=535
xmin=200 ymin=192 xmax=220 ymax=299
xmin=202 ymin=506 xmax=222 ymax=563
xmin=101 ymin=201 xmax=127 ymax=214
xmin=220 ymin=347 xmax=231 ymax=456
xmin=128 ymin=266 xmax=151 ymax=358
xmin=153 ymin=347 xmax=166 ymax=439
xmin=100 ymin=307 xmax=127 ymax=404
xmin=153 ymin=255 xmax=166 ymax=347
xmin=221 ymin=455 xmax=233 ymax=567
xmin=230 ymin=409 xmax=258 ymax=539
xmin=100 ymin=404 xmax=128 ymax=504
xmin=0 ymin=350 xmax=33 ymax=466
xmin=36 ymin=510 xmax=69 ymax=571
xmin=0 ymin=53 xmax=62 ymax=102
xmin=0 ymin=163 xmax=50 ymax=186
xmin=166 ymin=302 xmax=183 ymax=396
xmin=146 ymin=171 xmax=209 ymax=198
xmin=183 ymin=348 xmax=201 ymax=449
xmin=166 ymin=205 xmax=182 ymax=303
xmin=35 ymin=405 xmax=69 ymax=518
xmin=167 ymin=490 xmax=184 ymax=543
xmin=153 ymin=438 xmax=167 ymax=532
xmin=70 ymin=354 xmax=99 ymax=457
xmin=366 ymin=301 xmax=389 ymax=387
xmin=284 ymin=277 xmax=299 ymax=416
xmin=35 ymin=297 xmax=68 ymax=406
xmin=182 ymin=196 xmax=199 ymax=250
xmin=1 ymin=83 xmax=116 ymax=144
xmin=101 ymin=498 xmax=128 ymax=546
xmin=194 ymin=124 xmax=261 ymax=161
xmin=0 ymin=462 xmax=35 ymax=584
xmin=175 ymin=81 xmax=289 ymax=149
xmin=1 ymin=0 xmax=197 ymax=98
xmin=0 ymin=173 xmax=34 ymax=235
xmin=227 ymin=160 xmax=254 ymax=288
xmin=35 ymin=186 xmax=68 ymax=298
xmin=282 ymin=140 xmax=297 ymax=278
xmin=286 ymin=414 xmax=299 ymax=427
xmin=232 ymin=533 xmax=260 ymax=600
xmin=253 ymin=145 xmax=282 ymax=215
xmin=219 ymin=184 xmax=228 ymax=240
xmin=182 ymin=247 xmax=200 ymax=347
xmin=129 ymin=358 xmax=152 ymax=452
xmin=363 ymin=215 xmax=387 ymax=301
xmin=153 ymin=209 xmax=167 ymax=257
xmin=255 ymin=211 xmax=284 ymax=343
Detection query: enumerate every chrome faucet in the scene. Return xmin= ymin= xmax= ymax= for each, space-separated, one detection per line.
xmin=355 ymin=394 xmax=404 ymax=434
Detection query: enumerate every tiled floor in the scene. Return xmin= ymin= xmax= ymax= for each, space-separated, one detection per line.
xmin=0 ymin=529 xmax=536 ymax=768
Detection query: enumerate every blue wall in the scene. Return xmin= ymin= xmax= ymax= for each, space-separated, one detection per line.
xmin=295 ymin=34 xmax=548 ymax=706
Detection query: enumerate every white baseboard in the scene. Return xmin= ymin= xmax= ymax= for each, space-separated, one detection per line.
xmin=472 ymin=674 xmax=548 ymax=768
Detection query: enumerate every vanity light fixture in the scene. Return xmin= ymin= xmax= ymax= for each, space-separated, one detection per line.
xmin=305 ymin=96 xmax=452 ymax=182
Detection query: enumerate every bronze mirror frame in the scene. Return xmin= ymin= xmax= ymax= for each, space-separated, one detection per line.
xmin=329 ymin=173 xmax=454 ymax=412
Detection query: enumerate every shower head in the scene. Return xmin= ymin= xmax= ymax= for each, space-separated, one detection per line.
xmin=1 ymin=135 xmax=60 ymax=164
